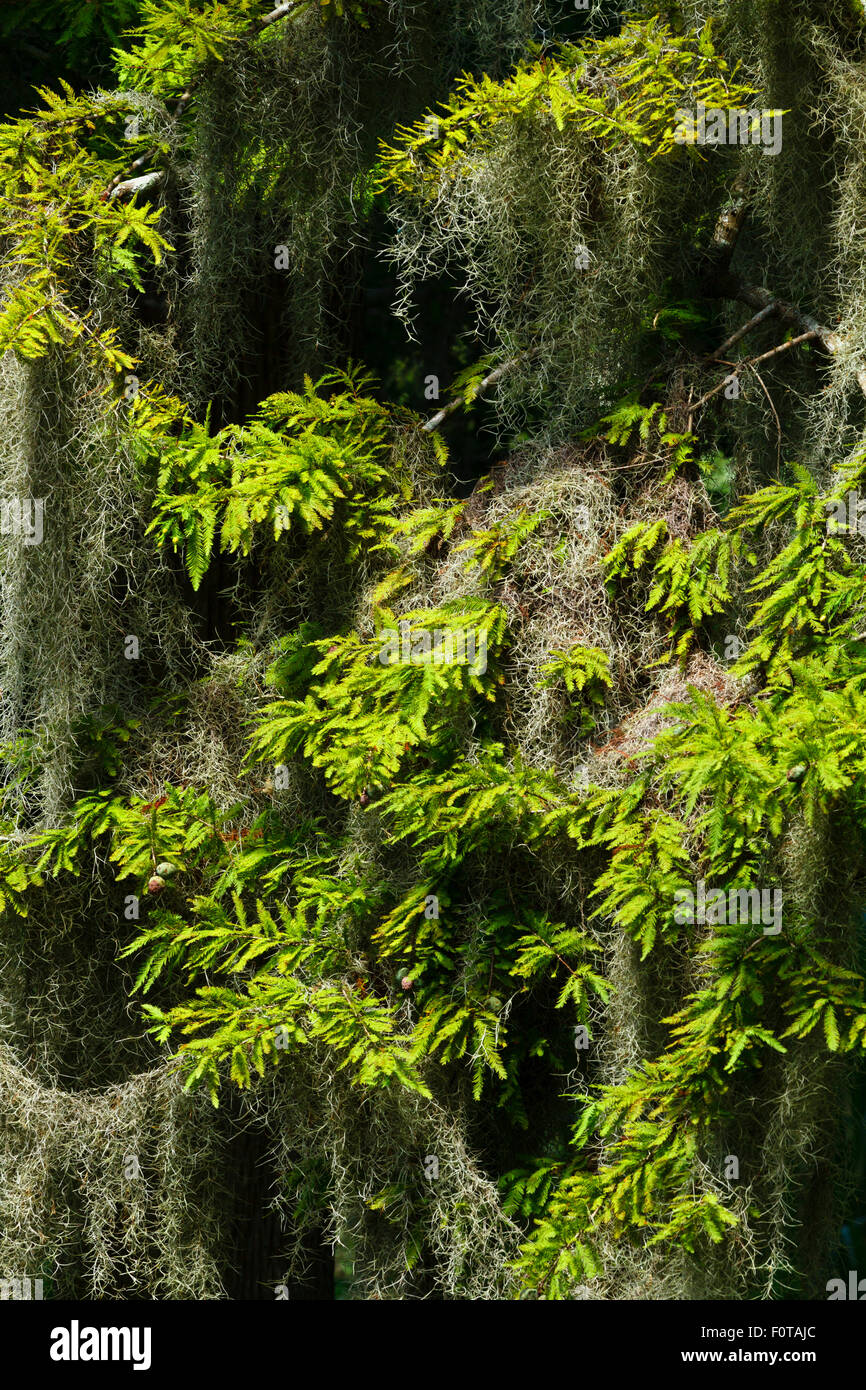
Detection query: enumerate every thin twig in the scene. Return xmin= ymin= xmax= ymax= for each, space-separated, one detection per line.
xmin=750 ymin=329 xmax=819 ymax=367
xmin=750 ymin=365 xmax=783 ymax=476
xmin=692 ymin=330 xmax=818 ymax=412
xmin=704 ymin=303 xmax=778 ymax=363
xmin=423 ymin=358 xmax=522 ymax=433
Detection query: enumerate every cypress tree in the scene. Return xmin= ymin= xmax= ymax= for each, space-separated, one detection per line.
xmin=1 ymin=0 xmax=865 ymax=1301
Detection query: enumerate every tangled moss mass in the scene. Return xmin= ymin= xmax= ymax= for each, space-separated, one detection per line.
xmin=2 ymin=0 xmax=866 ymax=1300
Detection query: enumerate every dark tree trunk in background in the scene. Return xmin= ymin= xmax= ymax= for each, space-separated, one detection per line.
xmin=222 ymin=1114 xmax=334 ymax=1300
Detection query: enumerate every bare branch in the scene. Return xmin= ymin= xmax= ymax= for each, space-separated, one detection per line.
xmin=422 ymin=359 xmax=521 ymax=433
xmin=108 ymin=170 xmax=166 ymax=202
xmin=749 ymin=328 xmax=819 ymax=366
xmin=704 ymin=303 xmax=778 ymax=363
xmin=692 ymin=329 xmax=818 ymax=413
xmin=702 ymin=175 xmax=866 ymax=397
xmin=703 ymin=170 xmax=751 ymax=284
xmin=714 ymin=275 xmax=866 ymax=396
xmin=258 ymin=2 xmax=304 ymax=30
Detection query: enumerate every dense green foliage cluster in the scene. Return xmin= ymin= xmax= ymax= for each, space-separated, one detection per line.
xmin=2 ymin=0 xmax=866 ymax=1300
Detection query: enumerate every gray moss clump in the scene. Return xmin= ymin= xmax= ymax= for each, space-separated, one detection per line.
xmin=0 ymin=1046 xmax=226 ymax=1299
